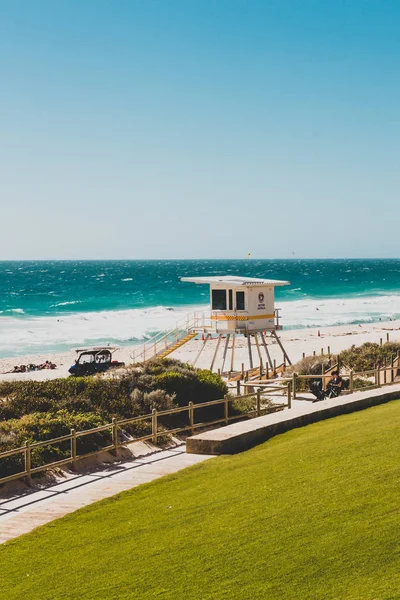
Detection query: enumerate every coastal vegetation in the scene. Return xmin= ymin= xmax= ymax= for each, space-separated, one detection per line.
xmin=1 ymin=400 xmax=400 ymax=599
xmin=338 ymin=341 xmax=400 ymax=372
xmin=0 ymin=359 xmax=227 ymax=478
xmin=290 ymin=341 xmax=400 ymax=391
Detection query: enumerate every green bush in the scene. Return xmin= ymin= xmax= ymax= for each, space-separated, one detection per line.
xmin=338 ymin=342 xmax=400 ymax=373
xmin=0 ymin=411 xmax=108 ymax=479
xmin=353 ymin=377 xmax=375 ymax=390
xmin=0 ymin=360 xmax=229 ymax=479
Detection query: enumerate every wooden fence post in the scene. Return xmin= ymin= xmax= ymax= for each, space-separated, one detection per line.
xmin=349 ymin=370 xmax=354 ymax=393
xmin=24 ymin=441 xmax=31 ymax=486
xmin=70 ymin=428 xmax=77 ymax=471
xmin=292 ymin=372 xmax=297 ymax=399
xmin=386 ymin=332 xmax=389 ymax=343
xmin=376 ymin=368 xmax=381 ymax=388
xmin=287 ymin=381 xmax=292 ymax=409
xmin=273 ymin=359 xmax=276 ymax=376
xmin=236 ymin=380 xmax=240 ymax=394
xmin=256 ymin=390 xmax=261 ymax=417
xmin=224 ymin=395 xmax=229 ymax=425
xmin=152 ymin=409 xmax=158 ymax=444
xmin=112 ymin=417 xmax=118 ymax=456
xmin=241 ymin=363 xmax=244 ymax=379
xmin=189 ymin=401 xmax=194 ymax=435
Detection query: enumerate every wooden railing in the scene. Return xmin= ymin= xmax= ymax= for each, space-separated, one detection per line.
xmin=286 ymin=364 xmax=399 ymax=399
xmin=1 ymin=360 xmax=398 ymax=487
xmin=0 ymin=386 xmax=290 ymax=487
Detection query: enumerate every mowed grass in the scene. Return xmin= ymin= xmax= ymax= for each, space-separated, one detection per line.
xmin=1 ymin=401 xmax=400 ymax=600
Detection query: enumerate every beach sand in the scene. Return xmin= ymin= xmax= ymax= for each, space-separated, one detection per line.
xmin=0 ymin=319 xmax=399 ymax=382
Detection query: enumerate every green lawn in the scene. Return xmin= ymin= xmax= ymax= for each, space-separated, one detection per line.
xmin=1 ymin=401 xmax=400 ymax=600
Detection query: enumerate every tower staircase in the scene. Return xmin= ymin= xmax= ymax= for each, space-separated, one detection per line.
xmin=131 ymin=313 xmax=204 ymax=364
xmin=156 ymin=333 xmax=197 ymax=359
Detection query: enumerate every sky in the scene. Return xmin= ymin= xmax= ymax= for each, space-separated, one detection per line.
xmin=0 ymin=0 xmax=399 ymax=260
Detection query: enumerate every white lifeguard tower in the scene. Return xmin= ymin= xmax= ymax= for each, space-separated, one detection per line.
xmin=131 ymin=274 xmax=291 ymax=376
xmin=180 ymin=275 xmax=291 ymax=372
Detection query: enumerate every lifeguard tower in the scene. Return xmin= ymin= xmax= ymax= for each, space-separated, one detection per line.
xmin=180 ymin=275 xmax=291 ymax=373
xmin=131 ymin=274 xmax=291 ymax=376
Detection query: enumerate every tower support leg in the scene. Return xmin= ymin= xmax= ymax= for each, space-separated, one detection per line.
xmin=254 ymin=332 xmax=263 ymax=371
xmin=193 ymin=333 xmax=211 ymax=367
xmin=210 ymin=334 xmax=223 ymax=372
xmin=271 ymin=331 xmax=292 ymax=366
xmin=230 ymin=333 xmax=236 ymax=373
xmin=221 ymin=334 xmax=230 ymax=374
xmin=260 ymin=331 xmax=273 ymax=369
xmin=247 ymin=334 xmax=254 ymax=369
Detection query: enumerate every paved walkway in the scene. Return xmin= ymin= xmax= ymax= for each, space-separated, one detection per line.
xmin=187 ymin=383 xmax=400 ymax=454
xmin=2 ymin=383 xmax=400 ymax=545
xmin=0 ymin=447 xmax=214 ymax=544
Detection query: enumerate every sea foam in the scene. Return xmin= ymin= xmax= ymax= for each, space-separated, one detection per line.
xmin=0 ymin=295 xmax=399 ymax=358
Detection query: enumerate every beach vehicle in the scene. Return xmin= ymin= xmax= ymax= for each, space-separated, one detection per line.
xmin=68 ymin=347 xmax=125 ymax=376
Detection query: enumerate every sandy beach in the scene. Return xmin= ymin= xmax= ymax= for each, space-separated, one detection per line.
xmin=1 ymin=319 xmax=399 ymax=382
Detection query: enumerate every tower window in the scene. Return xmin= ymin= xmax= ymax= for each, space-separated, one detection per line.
xmin=236 ymin=291 xmax=245 ymax=311
xmin=211 ymin=289 xmax=227 ymax=310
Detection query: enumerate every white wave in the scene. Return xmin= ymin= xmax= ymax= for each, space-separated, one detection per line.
xmin=278 ymin=294 xmax=400 ymax=329
xmin=121 ymin=278 xmax=133 ymax=281
xmin=0 ymin=305 xmax=201 ymax=357
xmin=52 ymin=301 xmax=82 ymax=307
xmin=0 ymin=295 xmax=399 ymax=358
xmin=7 ymin=308 xmax=25 ymax=314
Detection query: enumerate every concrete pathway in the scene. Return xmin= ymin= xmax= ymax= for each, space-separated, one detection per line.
xmin=0 ymin=447 xmax=214 ymax=544
xmin=3 ymin=383 xmax=400 ymax=545
xmin=187 ymin=383 xmax=400 ymax=454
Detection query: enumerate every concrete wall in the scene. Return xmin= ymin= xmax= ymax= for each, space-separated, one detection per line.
xmin=186 ymin=386 xmax=400 ymax=455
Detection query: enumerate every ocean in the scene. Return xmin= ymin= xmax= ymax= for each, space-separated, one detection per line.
xmin=0 ymin=259 xmax=399 ymax=358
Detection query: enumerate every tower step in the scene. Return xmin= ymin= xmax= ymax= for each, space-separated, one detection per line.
xmin=157 ymin=333 xmax=197 ymax=359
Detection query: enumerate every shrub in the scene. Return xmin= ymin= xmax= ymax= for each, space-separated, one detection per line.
xmin=0 ymin=359 xmax=229 ymax=478
xmin=338 ymin=342 xmax=400 ymax=373
xmin=0 ymin=411 xmax=108 ymax=479
xmin=353 ymin=377 xmax=375 ymax=390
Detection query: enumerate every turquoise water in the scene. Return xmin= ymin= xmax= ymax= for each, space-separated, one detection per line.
xmin=0 ymin=259 xmax=399 ymax=357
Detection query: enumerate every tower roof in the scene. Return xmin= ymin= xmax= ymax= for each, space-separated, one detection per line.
xmin=181 ymin=275 xmax=290 ymax=286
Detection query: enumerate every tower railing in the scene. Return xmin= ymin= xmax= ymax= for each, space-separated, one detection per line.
xmin=130 ymin=308 xmax=284 ymax=363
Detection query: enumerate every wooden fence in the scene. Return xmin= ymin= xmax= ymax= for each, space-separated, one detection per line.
xmin=1 ymin=359 xmax=399 ymax=487
xmin=0 ymin=386 xmax=290 ymax=487
xmin=287 ymin=364 xmax=399 ymax=399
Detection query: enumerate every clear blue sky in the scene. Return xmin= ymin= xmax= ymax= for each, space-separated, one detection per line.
xmin=1 ymin=0 xmax=399 ymax=259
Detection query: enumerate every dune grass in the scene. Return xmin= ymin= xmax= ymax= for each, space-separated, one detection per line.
xmin=1 ymin=400 xmax=400 ymax=600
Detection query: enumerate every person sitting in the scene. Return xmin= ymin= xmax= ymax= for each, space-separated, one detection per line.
xmin=310 ymin=371 xmax=343 ymax=402
xmin=325 ymin=371 xmax=343 ymax=398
